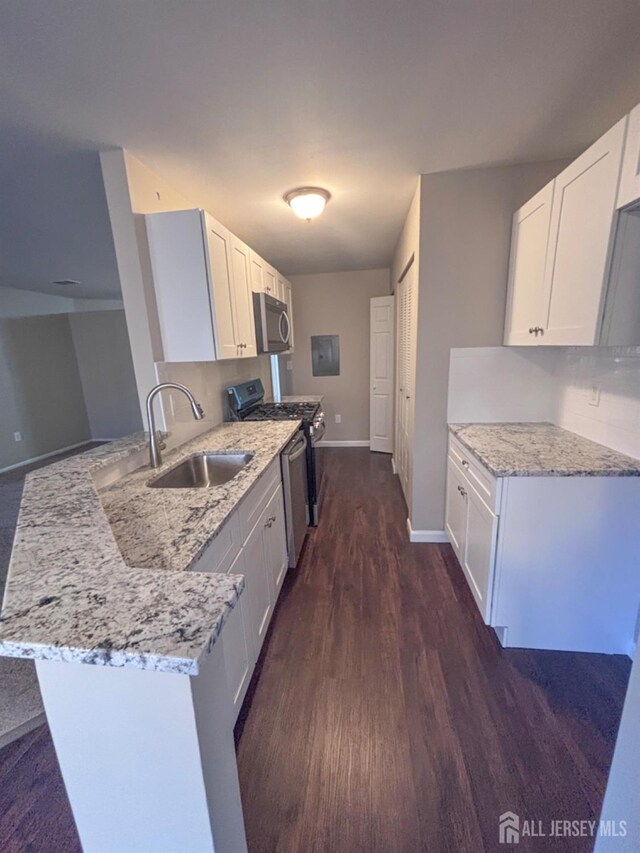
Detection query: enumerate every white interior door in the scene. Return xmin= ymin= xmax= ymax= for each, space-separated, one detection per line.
xmin=394 ymin=259 xmax=416 ymax=507
xmin=370 ymin=295 xmax=395 ymax=453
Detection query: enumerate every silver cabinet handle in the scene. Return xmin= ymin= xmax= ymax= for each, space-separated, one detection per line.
xmin=457 ymin=484 xmax=467 ymax=498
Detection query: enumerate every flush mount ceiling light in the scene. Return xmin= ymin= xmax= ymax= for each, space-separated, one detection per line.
xmin=283 ymin=187 xmax=331 ymax=221
xmin=52 ymin=279 xmax=81 ymax=286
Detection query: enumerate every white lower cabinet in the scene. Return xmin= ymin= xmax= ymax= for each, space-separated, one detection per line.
xmin=221 ymin=550 xmax=252 ymax=718
xmin=242 ymin=505 xmax=274 ymax=657
xmin=445 ymin=436 xmax=640 ymax=655
xmin=264 ymin=485 xmax=288 ymax=598
xmin=462 ymin=485 xmax=498 ymax=622
xmin=193 ymin=462 xmax=289 ymax=721
xmin=445 ymin=458 xmax=467 ymax=561
xmin=445 ymin=456 xmax=497 ymax=622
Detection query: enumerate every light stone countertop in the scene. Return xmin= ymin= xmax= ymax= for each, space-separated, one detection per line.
xmin=0 ymin=420 xmax=299 ymax=675
xmin=280 ymin=394 xmax=324 ymax=404
xmin=449 ymin=422 xmax=640 ymax=477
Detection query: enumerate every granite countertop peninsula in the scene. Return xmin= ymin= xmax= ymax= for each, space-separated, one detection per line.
xmin=449 ymin=422 xmax=640 ymax=478
xmin=0 ymin=420 xmax=299 ymax=675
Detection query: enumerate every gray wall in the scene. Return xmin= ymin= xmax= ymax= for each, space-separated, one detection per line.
xmin=394 ymin=161 xmax=568 ymax=532
xmin=0 ymin=314 xmax=90 ymax=469
xmin=289 ymin=269 xmax=390 ymax=443
xmin=69 ymin=310 xmax=142 ymax=439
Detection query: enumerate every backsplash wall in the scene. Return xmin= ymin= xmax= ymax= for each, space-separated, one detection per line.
xmin=448 ymin=346 xmax=640 ymax=459
xmin=156 ymin=356 xmax=273 ymax=449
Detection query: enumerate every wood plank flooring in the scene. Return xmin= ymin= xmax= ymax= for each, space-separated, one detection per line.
xmin=0 ymin=448 xmax=631 ymax=852
xmin=235 ymin=449 xmax=630 ymax=853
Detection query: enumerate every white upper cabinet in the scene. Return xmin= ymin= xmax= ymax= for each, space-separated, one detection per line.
xmin=504 ymin=117 xmax=628 ymax=347
xmin=543 ymin=118 xmax=626 ymax=345
xmin=617 ymin=103 xmax=640 ymax=209
xmin=202 ymin=213 xmax=238 ymax=360
xmin=145 ymin=209 xmax=219 ymax=362
xmin=504 ymin=182 xmax=554 ymax=345
xmin=146 ymin=209 xmax=258 ymax=361
xmin=263 ymin=264 xmax=279 ymax=299
xmin=228 ymin=235 xmax=257 ymax=357
xmin=250 ymin=250 xmax=283 ymax=301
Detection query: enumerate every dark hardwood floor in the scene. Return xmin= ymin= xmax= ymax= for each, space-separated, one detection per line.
xmin=0 ymin=448 xmax=631 ymax=852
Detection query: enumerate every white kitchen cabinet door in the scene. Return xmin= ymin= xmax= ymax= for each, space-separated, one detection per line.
xmin=249 ymin=250 xmax=276 ymax=296
xmin=262 ymin=265 xmax=277 ymax=300
xmin=240 ymin=516 xmax=273 ymax=662
xmin=542 ymin=118 xmax=627 ymax=345
xmin=221 ymin=551 xmax=251 ymax=719
xmin=462 ymin=486 xmax=498 ymax=623
xmin=202 ymin=213 xmax=238 ymax=360
xmin=263 ymin=486 xmax=288 ymax=598
xmin=445 ymin=458 xmax=467 ymax=562
xmin=617 ymin=103 xmax=640 ymax=209
xmin=503 ymin=182 xmax=554 ymax=345
xmin=229 ymin=235 xmax=257 ymax=357
xmin=276 ymin=273 xmax=287 ymax=304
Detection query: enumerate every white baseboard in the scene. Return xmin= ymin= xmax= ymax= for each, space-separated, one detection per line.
xmin=0 ymin=440 xmax=95 ymax=475
xmin=391 ymin=456 xmax=397 ymax=475
xmin=406 ymin=518 xmax=450 ymax=543
xmin=321 ymin=440 xmax=370 ymax=447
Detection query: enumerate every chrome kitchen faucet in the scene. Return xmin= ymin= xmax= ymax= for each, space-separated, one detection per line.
xmin=146 ymin=382 xmax=204 ymax=468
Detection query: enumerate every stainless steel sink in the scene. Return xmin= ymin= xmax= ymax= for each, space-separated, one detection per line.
xmin=148 ymin=451 xmax=254 ymax=489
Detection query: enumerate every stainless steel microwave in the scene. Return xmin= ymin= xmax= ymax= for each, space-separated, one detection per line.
xmin=253 ymin=292 xmax=291 ymax=353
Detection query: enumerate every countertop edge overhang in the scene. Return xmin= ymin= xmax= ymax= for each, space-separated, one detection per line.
xmin=449 ymin=422 xmax=640 ymax=478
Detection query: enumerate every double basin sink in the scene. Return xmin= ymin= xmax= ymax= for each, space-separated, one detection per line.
xmin=148 ymin=452 xmax=254 ymax=489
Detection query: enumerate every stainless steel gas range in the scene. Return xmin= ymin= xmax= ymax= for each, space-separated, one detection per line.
xmin=227 ymin=379 xmax=326 ymax=528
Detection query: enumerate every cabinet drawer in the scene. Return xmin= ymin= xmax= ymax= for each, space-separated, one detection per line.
xmin=448 ymin=434 xmax=499 ymax=512
xmin=238 ymin=458 xmax=281 ymax=536
xmin=189 ymin=511 xmax=241 ymax=574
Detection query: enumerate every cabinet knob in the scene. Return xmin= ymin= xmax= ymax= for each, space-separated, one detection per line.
xmin=461 ymin=459 xmax=469 ymax=468
xmin=529 ymin=327 xmax=536 ymax=334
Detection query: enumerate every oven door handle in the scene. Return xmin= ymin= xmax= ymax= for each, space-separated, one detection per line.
xmin=288 ymin=433 xmax=308 ymax=462
xmin=312 ymin=421 xmax=326 ymax=443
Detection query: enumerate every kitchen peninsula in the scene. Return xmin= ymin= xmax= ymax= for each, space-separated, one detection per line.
xmin=0 ymin=419 xmax=299 ymax=853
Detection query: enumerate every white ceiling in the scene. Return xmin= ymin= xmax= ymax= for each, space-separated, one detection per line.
xmin=2 ymin=0 xmax=640 ymax=295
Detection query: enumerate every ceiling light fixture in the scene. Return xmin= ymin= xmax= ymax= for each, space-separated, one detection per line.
xmin=52 ymin=279 xmax=81 ymax=286
xmin=283 ymin=187 xmax=331 ymax=221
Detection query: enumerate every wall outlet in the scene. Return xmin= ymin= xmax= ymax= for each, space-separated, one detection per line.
xmin=13 ymin=431 xmax=22 ymax=442
xmin=588 ymin=384 xmax=601 ymax=407
xmin=286 ymin=360 xmax=293 ymax=371
xmin=334 ymin=414 xmax=341 ymax=424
